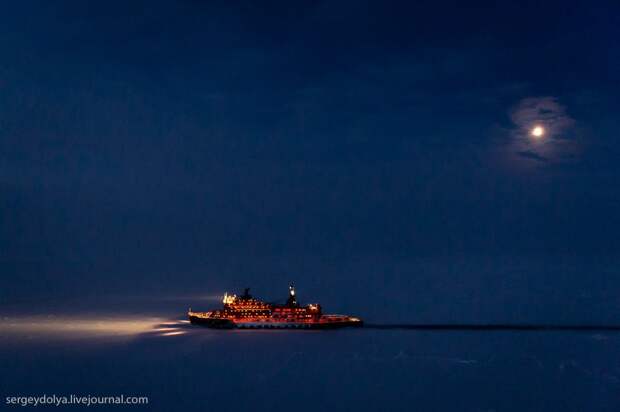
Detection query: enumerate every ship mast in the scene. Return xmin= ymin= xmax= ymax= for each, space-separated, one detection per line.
xmin=286 ymin=284 xmax=297 ymax=307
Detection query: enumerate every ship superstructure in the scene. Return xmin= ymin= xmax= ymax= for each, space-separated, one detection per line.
xmin=188 ymin=285 xmax=363 ymax=329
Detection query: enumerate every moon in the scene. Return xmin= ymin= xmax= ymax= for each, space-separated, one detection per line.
xmin=531 ymin=125 xmax=545 ymax=138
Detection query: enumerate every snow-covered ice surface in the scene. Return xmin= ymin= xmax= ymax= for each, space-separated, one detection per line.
xmin=2 ymin=312 xmax=620 ymax=412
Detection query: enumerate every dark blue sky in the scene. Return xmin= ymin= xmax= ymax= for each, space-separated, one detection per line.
xmin=1 ymin=1 xmax=619 ymax=306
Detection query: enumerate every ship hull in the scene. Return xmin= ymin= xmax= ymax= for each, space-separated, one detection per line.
xmin=189 ymin=315 xmax=363 ymax=330
xmin=188 ymin=316 xmax=235 ymax=329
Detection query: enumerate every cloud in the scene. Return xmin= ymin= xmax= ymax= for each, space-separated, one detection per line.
xmin=516 ymin=150 xmax=548 ymax=162
xmin=510 ymin=97 xmax=575 ymax=139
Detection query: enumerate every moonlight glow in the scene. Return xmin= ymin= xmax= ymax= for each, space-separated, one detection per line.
xmin=531 ymin=125 xmax=545 ymax=138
